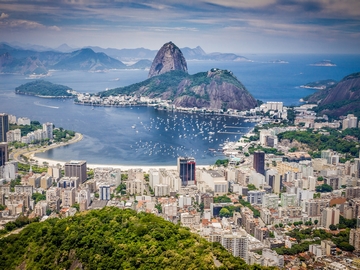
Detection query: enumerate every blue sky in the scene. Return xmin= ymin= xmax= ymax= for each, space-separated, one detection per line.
xmin=0 ymin=0 xmax=360 ymax=54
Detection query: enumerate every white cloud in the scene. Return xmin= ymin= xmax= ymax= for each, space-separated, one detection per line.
xmin=0 ymin=12 xmax=9 ymax=19
xmin=201 ymin=0 xmax=276 ymax=8
xmin=48 ymin=25 xmax=61 ymax=31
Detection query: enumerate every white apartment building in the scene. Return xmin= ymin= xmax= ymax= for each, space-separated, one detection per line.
xmin=221 ymin=232 xmax=248 ymax=261
xmin=199 ymin=170 xmax=228 ymax=195
xmin=262 ymin=193 xmax=279 ymax=209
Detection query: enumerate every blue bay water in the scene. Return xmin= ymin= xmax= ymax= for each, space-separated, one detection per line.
xmin=0 ymin=54 xmax=360 ymax=165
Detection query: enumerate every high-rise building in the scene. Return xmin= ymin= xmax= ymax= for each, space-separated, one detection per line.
xmin=0 ymin=113 xmax=9 ymax=142
xmin=349 ymin=228 xmax=360 ymax=251
xmin=253 ymin=151 xmax=265 ymax=175
xmin=42 ymin=122 xmax=53 ymax=139
xmin=177 ymin=156 xmax=196 ymax=186
xmin=221 ymin=232 xmax=248 ymax=261
xmin=342 ymin=114 xmax=358 ymax=130
xmin=99 ymin=185 xmax=110 ymax=200
xmin=0 ymin=142 xmax=8 ymax=166
xmin=62 ymin=187 xmax=76 ymax=207
xmin=64 ymin=160 xmax=87 ymax=184
xmin=321 ymin=207 xmax=340 ymax=229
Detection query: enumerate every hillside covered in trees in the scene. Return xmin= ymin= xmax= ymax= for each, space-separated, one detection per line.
xmin=0 ymin=207 xmax=273 ymax=270
xmin=15 ymin=80 xmax=74 ymax=98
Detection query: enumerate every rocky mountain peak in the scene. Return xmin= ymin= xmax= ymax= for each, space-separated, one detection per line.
xmin=148 ymin=41 xmax=188 ymax=78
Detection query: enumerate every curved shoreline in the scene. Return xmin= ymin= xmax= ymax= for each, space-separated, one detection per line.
xmin=14 ymin=133 xmax=211 ymax=172
xmin=12 ymin=132 xmax=83 ymax=166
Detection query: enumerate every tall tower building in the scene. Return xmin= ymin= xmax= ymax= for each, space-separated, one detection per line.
xmin=0 ymin=113 xmax=9 ymax=142
xmin=253 ymin=151 xmax=265 ymax=176
xmin=42 ymin=122 xmax=53 ymax=139
xmin=64 ymin=160 xmax=87 ymax=184
xmin=0 ymin=142 xmax=8 ymax=166
xmin=99 ymin=185 xmax=111 ymax=200
xmin=177 ymin=157 xmax=196 ymax=186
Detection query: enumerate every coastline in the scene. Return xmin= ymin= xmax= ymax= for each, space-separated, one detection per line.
xmin=18 ymin=133 xmax=212 ymax=172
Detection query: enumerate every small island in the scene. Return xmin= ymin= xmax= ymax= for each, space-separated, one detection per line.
xmin=310 ymin=60 xmax=336 ymax=67
xmin=15 ymin=80 xmax=76 ymax=98
xmin=268 ymin=60 xmax=289 ymax=64
xmin=300 ymin=79 xmax=337 ymax=90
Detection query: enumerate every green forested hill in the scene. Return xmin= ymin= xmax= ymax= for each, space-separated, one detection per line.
xmin=15 ymin=80 xmax=74 ymax=97
xmin=0 ymin=207 xmax=273 ymax=270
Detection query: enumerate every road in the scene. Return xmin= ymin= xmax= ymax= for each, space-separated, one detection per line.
xmin=9 ymin=132 xmax=83 ymax=164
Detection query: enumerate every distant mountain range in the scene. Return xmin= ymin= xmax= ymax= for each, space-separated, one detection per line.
xmin=87 ymin=45 xmax=249 ymax=62
xmin=0 ymin=42 xmax=250 ymax=74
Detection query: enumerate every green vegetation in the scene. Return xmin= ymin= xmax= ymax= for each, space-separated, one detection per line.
xmin=0 ymin=208 xmax=273 ymax=269
xmin=219 ymin=208 xmax=231 ymax=218
xmin=53 ymin=128 xmax=75 ymax=142
xmin=248 ymin=145 xmax=284 ymax=156
xmin=99 ymin=69 xmax=252 ymax=105
xmin=115 ymin=183 xmax=126 ymax=195
xmin=338 ymin=216 xmax=357 ymax=229
xmin=15 ymin=80 xmax=74 ymax=97
xmin=238 ymin=198 xmax=260 ymax=218
xmin=219 ymin=205 xmax=241 ymax=218
xmin=10 ymin=120 xmax=42 ymax=136
xmin=18 ymin=163 xmax=48 ymax=173
xmin=275 ymin=227 xmax=355 ymax=255
xmin=215 ymin=159 xmax=229 ymax=167
xmin=315 ymin=184 xmax=333 ymax=193
xmin=101 ymin=70 xmax=188 ymax=99
xmin=0 ymin=215 xmax=39 ymax=237
xmin=10 ymin=121 xmax=75 ymax=144
xmin=247 ymin=184 xmax=257 ymax=191
xmin=278 ymin=128 xmax=360 ymax=160
xmin=32 ymin=193 xmax=46 ymax=204
xmin=214 ymin=195 xmax=232 ymax=203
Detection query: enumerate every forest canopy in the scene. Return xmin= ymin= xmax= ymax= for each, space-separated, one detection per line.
xmin=15 ymin=80 xmax=74 ymax=97
xmin=0 ymin=207 xmax=273 ymax=270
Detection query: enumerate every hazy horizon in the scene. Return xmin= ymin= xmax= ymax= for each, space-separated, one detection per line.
xmin=0 ymin=0 xmax=360 ymax=55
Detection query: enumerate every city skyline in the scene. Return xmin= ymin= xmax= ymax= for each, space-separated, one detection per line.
xmin=0 ymin=0 xmax=360 ymax=54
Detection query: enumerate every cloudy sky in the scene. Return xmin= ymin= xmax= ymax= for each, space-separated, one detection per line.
xmin=0 ymin=0 xmax=360 ymax=54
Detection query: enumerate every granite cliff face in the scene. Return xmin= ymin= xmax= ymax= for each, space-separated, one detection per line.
xmin=148 ymin=42 xmax=188 ymax=78
xmin=305 ymin=72 xmax=360 ymax=117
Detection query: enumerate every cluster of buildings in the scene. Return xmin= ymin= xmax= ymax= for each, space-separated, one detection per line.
xmin=1 ymin=113 xmax=54 ymax=144
xmin=1 ymin=105 xmax=360 ymax=269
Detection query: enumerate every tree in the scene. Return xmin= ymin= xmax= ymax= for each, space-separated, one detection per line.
xmin=32 ymin=193 xmax=46 ymax=204
xmin=247 ymin=184 xmax=257 ymax=191
xmin=314 ymin=220 xmax=319 ymax=225
xmin=315 ymin=184 xmax=333 ymax=193
xmin=219 ymin=208 xmax=231 ymax=218
xmin=213 ymin=195 xmax=231 ymax=203
xmin=155 ymin=203 xmax=162 ymax=213
xmin=329 ymin=224 xmax=337 ymax=231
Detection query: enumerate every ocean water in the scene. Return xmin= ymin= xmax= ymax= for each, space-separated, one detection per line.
xmin=1 ymin=54 xmax=360 ymax=166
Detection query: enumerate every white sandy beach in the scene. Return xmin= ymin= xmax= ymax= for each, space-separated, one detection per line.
xmin=24 ymin=132 xmax=212 ymax=172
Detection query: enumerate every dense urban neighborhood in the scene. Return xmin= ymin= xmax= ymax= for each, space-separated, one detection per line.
xmin=0 ymin=100 xmax=360 ymax=269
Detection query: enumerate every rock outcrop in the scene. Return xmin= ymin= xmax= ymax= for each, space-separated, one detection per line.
xmin=305 ymin=72 xmax=360 ymax=117
xmin=148 ymin=42 xmax=188 ymax=78
xmin=102 ymin=68 xmax=258 ymax=111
